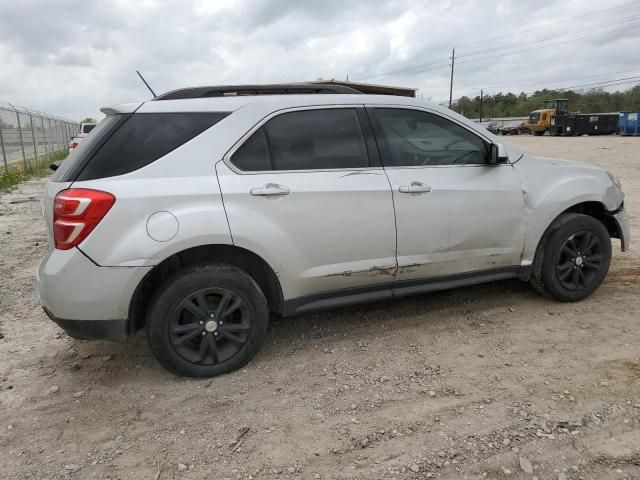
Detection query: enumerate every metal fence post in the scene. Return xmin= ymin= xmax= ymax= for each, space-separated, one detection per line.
xmin=0 ymin=117 xmax=7 ymax=174
xmin=29 ymin=114 xmax=39 ymax=171
xmin=0 ymin=102 xmax=78 ymax=173
xmin=47 ymin=118 xmax=54 ymax=156
xmin=40 ymin=116 xmax=49 ymax=164
xmin=58 ymin=120 xmax=64 ymax=152
xmin=54 ymin=120 xmax=60 ymax=154
xmin=14 ymin=109 xmax=28 ymax=171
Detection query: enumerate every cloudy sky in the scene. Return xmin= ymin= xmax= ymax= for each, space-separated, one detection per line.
xmin=1 ymin=0 xmax=639 ymax=121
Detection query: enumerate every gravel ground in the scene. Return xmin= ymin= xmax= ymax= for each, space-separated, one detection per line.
xmin=0 ymin=135 xmax=639 ymax=480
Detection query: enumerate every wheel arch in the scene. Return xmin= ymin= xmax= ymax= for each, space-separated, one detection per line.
xmin=526 ymin=201 xmax=621 ymax=282
xmin=127 ymin=244 xmax=284 ymax=335
xmin=560 ymin=201 xmax=622 ymax=240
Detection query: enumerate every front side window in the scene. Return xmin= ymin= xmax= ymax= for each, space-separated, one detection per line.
xmin=374 ymin=108 xmax=489 ymax=167
xmin=230 ymin=108 xmax=369 ymax=171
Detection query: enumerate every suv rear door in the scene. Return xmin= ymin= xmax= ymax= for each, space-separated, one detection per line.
xmin=368 ymin=107 xmax=525 ymax=283
xmin=217 ymin=107 xmax=397 ymax=305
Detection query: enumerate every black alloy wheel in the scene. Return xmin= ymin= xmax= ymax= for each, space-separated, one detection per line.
xmin=170 ymin=288 xmax=251 ymax=365
xmin=146 ymin=265 xmax=269 ymax=377
xmin=531 ymin=213 xmax=612 ymax=302
xmin=556 ymin=231 xmax=604 ymax=291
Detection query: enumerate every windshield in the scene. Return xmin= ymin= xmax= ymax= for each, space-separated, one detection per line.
xmin=529 ymin=112 xmax=540 ymax=123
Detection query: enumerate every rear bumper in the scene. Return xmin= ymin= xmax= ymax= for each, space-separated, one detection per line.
xmin=37 ymin=248 xmax=150 ymax=341
xmin=42 ymin=307 xmax=127 ymax=342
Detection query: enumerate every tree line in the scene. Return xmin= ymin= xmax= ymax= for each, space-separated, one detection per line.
xmin=451 ymin=85 xmax=640 ymax=119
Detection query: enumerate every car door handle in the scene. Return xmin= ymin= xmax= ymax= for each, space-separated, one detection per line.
xmin=399 ymin=182 xmax=432 ymax=194
xmin=250 ymin=183 xmax=290 ymax=197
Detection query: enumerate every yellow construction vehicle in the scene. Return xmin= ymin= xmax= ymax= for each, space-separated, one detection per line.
xmin=525 ymin=99 xmax=569 ymax=136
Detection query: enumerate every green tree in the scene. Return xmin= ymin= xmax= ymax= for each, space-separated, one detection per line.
xmin=452 ymin=84 xmax=640 ymax=119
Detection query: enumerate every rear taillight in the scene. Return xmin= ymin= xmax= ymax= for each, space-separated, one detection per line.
xmin=70 ymin=142 xmax=79 ymax=150
xmin=53 ymin=189 xmax=115 ymax=250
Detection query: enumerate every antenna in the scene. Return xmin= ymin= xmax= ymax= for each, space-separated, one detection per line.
xmin=136 ymin=70 xmax=157 ymax=97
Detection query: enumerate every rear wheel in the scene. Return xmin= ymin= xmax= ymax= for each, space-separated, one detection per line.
xmin=146 ymin=265 xmax=269 ymax=377
xmin=530 ymin=214 xmax=611 ymax=302
xmin=533 ymin=130 xmax=545 ymax=136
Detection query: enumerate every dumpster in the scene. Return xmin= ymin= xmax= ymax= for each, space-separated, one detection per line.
xmin=549 ymin=115 xmax=564 ymax=135
xmin=562 ymin=115 xmax=578 ymax=136
xmin=551 ymin=113 xmax=621 ymax=136
xmin=619 ymin=112 xmax=640 ymax=136
xmin=585 ymin=114 xmax=618 ymax=135
xmin=550 ymin=114 xmax=579 ymax=136
xmin=573 ymin=115 xmax=588 ymax=135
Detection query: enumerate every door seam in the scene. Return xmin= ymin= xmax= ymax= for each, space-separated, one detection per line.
xmin=362 ymin=107 xmax=399 ymax=283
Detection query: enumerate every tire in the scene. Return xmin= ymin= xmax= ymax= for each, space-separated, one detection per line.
xmin=146 ymin=264 xmax=269 ymax=377
xmin=528 ymin=269 xmax=553 ymax=299
xmin=533 ymin=130 xmax=545 ymax=137
xmin=530 ymin=214 xmax=611 ymax=302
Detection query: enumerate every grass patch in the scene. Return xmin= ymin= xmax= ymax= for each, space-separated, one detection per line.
xmin=1 ymin=150 xmax=68 ymax=192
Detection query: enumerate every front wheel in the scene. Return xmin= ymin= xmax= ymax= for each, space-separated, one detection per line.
xmin=146 ymin=265 xmax=269 ymax=377
xmin=531 ymin=214 xmax=612 ymax=302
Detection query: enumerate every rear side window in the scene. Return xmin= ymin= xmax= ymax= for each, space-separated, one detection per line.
xmin=74 ymin=112 xmax=229 ymax=181
xmin=230 ymin=109 xmax=369 ymax=171
xmin=52 ymin=115 xmax=126 ymax=182
xmin=231 ymin=129 xmax=271 ymax=171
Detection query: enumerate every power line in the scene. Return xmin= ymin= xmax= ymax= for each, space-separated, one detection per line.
xmin=553 ymin=75 xmax=640 ymax=91
xmin=455 ymin=75 xmax=640 ymax=100
xmin=562 ymin=78 xmax=640 ymax=92
xmin=456 ymin=14 xmax=640 ymax=59
xmin=359 ymin=19 xmax=640 ymax=82
xmin=465 ymin=68 xmax=640 ymax=91
xmin=354 ymin=1 xmax=640 ymax=81
xmin=455 ymin=0 xmax=640 ymax=48
xmin=454 ymin=23 xmax=640 ymax=66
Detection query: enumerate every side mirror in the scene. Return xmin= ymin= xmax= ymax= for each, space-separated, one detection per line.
xmin=49 ymin=160 xmax=62 ymax=171
xmin=489 ymin=143 xmax=509 ymax=165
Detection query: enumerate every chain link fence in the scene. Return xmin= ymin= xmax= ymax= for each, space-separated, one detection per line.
xmin=0 ymin=101 xmax=80 ymax=175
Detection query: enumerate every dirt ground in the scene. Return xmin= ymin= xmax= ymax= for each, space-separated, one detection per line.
xmin=0 ymin=135 xmax=639 ymax=480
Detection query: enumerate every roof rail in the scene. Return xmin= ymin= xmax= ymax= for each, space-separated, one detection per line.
xmin=154 ymin=83 xmax=362 ymax=100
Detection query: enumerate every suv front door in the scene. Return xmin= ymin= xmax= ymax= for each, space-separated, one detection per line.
xmin=217 ymin=107 xmax=397 ymax=307
xmin=368 ymin=107 xmax=525 ymax=283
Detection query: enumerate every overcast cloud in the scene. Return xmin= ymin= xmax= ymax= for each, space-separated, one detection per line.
xmin=1 ymin=0 xmax=639 ymax=120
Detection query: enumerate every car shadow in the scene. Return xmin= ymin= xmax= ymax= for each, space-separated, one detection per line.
xmin=53 ymin=277 xmax=540 ymax=385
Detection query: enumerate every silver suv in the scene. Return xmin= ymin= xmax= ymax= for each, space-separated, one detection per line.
xmin=38 ymin=84 xmax=630 ymax=377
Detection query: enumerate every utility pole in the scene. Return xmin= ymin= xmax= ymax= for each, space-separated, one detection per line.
xmin=479 ymin=89 xmax=483 ymax=123
xmin=448 ymin=48 xmax=455 ymax=109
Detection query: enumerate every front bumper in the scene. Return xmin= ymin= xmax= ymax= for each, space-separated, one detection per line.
xmin=37 ymin=248 xmax=150 ymax=341
xmin=610 ymin=205 xmax=630 ymax=251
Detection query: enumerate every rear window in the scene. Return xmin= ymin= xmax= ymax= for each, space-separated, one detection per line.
xmin=54 ymin=112 xmax=229 ymax=182
xmin=230 ymin=109 xmax=369 ymax=171
xmin=82 ymin=124 xmax=96 ymax=134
